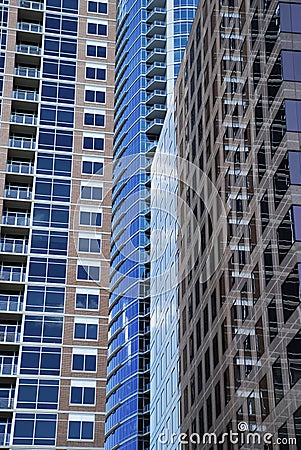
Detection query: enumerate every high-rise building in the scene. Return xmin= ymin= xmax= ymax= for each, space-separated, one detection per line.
xmin=0 ymin=0 xmax=114 ymax=448
xmin=174 ymin=0 xmax=301 ymax=446
xmin=105 ymin=0 xmax=197 ymax=448
xmin=150 ymin=99 xmax=180 ymax=450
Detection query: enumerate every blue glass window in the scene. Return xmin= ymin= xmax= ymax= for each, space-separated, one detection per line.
xmin=37 ymin=153 xmax=72 ymax=176
xmin=31 ymin=230 xmax=68 ymax=255
xmin=74 ymin=323 xmax=98 ymax=340
xmin=85 ymin=66 xmax=106 ymax=80
xmin=46 ymin=0 xmax=79 ymax=13
xmin=68 ymin=419 xmax=94 ymax=440
xmin=43 ymin=58 xmax=76 ymax=81
xmin=23 ymin=315 xmax=63 ymax=343
xmin=42 ymin=81 xmax=75 ymax=104
xmin=84 ymin=112 xmax=105 ymax=126
xmin=81 ymin=185 xmax=103 ymax=200
xmin=33 ymin=204 xmax=69 ymax=228
xmin=17 ymin=379 xmax=59 ymax=409
xmin=13 ymin=413 xmax=57 ymax=446
xmin=72 ymin=353 xmax=96 ymax=371
xmin=45 ymin=13 xmax=78 ymax=35
xmin=40 ymin=105 xmax=74 ymax=127
xmin=85 ymin=89 xmax=105 ymax=103
xmin=87 ymin=22 xmax=107 ymax=36
xmin=75 ymin=292 xmax=99 ymax=310
xmin=77 ymin=264 xmax=100 ymax=281
xmin=35 ymin=178 xmax=71 ymax=202
xmin=79 ymin=211 xmax=102 ymax=227
xmin=83 ymin=135 xmax=104 ymax=150
xmin=86 ymin=44 xmax=106 ymax=58
xmin=70 ymin=386 xmax=95 ymax=405
xmin=88 ymin=1 xmax=107 ymax=13
xmin=39 ymin=128 xmax=73 ymax=152
xmin=82 ymin=161 xmax=103 ymax=175
xmin=26 ymin=286 xmax=65 ymax=313
xmin=28 ymin=257 xmax=67 ymax=283
xmin=20 ymin=347 xmax=61 ymax=376
xmin=44 ymin=36 xmax=77 ymax=58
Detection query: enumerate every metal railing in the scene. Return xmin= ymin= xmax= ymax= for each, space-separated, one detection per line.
xmin=4 ymin=186 xmax=32 ymax=200
xmin=7 ymin=161 xmax=34 ymax=175
xmin=0 ymin=266 xmax=26 ymax=283
xmin=0 ymin=238 xmax=28 ymax=254
xmin=9 ymin=136 xmax=36 ymax=149
xmin=19 ymin=0 xmax=44 ymax=10
xmin=11 ymin=113 xmax=37 ymax=126
xmin=17 ymin=22 xmax=43 ymax=33
xmin=0 ymin=325 xmax=21 ymax=343
xmin=14 ymin=66 xmax=40 ymax=78
xmin=2 ymin=212 xmax=30 ymax=227
xmin=13 ymin=90 xmax=39 ymax=101
xmin=16 ymin=44 xmax=41 ymax=55
xmin=0 ymin=387 xmax=15 ymax=409
xmin=0 ymin=432 xmax=10 ymax=446
xmin=0 ymin=294 xmax=23 ymax=312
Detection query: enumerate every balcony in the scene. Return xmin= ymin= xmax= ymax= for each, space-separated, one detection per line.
xmin=145 ymin=104 xmax=167 ymax=120
xmin=146 ymin=34 xmax=166 ymax=50
xmin=147 ymin=0 xmax=165 ymax=10
xmin=146 ymin=21 xmax=166 ymax=37
xmin=0 ymin=239 xmax=28 ymax=255
xmin=147 ymin=8 xmax=166 ymax=22
xmin=14 ymin=66 xmax=40 ymax=78
xmin=146 ymin=48 xmax=166 ymax=64
xmin=17 ymin=22 xmax=43 ymax=33
xmin=146 ymin=61 xmax=166 ymax=77
xmin=146 ymin=118 xmax=164 ymax=135
xmin=7 ymin=161 xmax=34 ymax=175
xmin=4 ymin=185 xmax=32 ymax=201
xmin=19 ymin=0 xmax=44 ymax=10
xmin=0 ymin=324 xmax=21 ymax=344
xmin=0 ymin=354 xmax=17 ymax=377
xmin=10 ymin=112 xmax=37 ymax=126
xmin=0 ymin=386 xmax=15 ymax=409
xmin=13 ymin=89 xmax=39 ymax=102
xmin=146 ymin=141 xmax=157 ymax=156
xmin=16 ymin=43 xmax=41 ymax=56
xmin=0 ymin=266 xmax=26 ymax=283
xmin=146 ymin=76 xmax=166 ymax=90
xmin=9 ymin=136 xmax=36 ymax=150
xmin=146 ymin=90 xmax=166 ymax=105
xmin=2 ymin=211 xmax=30 ymax=227
xmin=0 ymin=294 xmax=23 ymax=313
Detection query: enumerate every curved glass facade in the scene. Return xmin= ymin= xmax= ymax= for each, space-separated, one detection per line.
xmin=105 ymin=0 xmax=198 ymax=447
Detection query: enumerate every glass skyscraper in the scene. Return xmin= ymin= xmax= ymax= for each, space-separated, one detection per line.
xmin=105 ymin=0 xmax=197 ymax=448
xmin=0 ymin=0 xmax=114 ymax=448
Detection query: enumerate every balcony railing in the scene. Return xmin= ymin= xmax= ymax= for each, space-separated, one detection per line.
xmin=0 ymin=362 xmax=17 ymax=377
xmin=0 ymin=266 xmax=26 ymax=283
xmin=0 ymin=325 xmax=21 ymax=344
xmin=2 ymin=212 xmax=30 ymax=227
xmin=17 ymin=22 xmax=43 ymax=33
xmin=14 ymin=66 xmax=40 ymax=78
xmin=0 ymin=294 xmax=23 ymax=313
xmin=19 ymin=0 xmax=44 ymax=10
xmin=11 ymin=113 xmax=37 ymax=126
xmin=16 ymin=44 xmax=41 ymax=55
xmin=7 ymin=161 xmax=34 ymax=175
xmin=4 ymin=186 xmax=32 ymax=201
xmin=0 ymin=387 xmax=15 ymax=409
xmin=13 ymin=90 xmax=39 ymax=102
xmin=0 ymin=431 xmax=10 ymax=446
xmin=9 ymin=136 xmax=36 ymax=150
xmin=0 ymin=239 xmax=28 ymax=255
